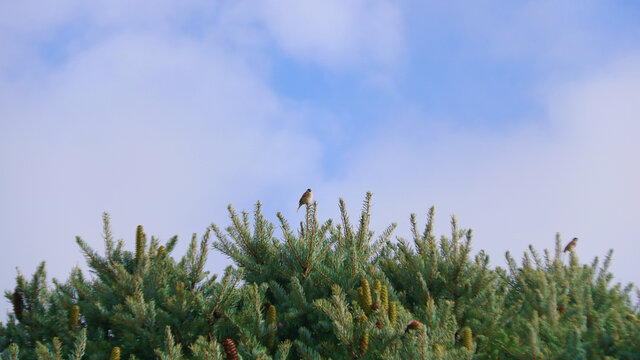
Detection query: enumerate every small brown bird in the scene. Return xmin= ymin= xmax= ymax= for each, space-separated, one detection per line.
xmin=563 ymin=237 xmax=578 ymax=253
xmin=297 ymin=188 xmax=313 ymax=212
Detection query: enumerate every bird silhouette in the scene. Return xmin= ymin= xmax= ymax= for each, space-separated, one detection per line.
xmin=297 ymin=189 xmax=313 ymax=212
xmin=563 ymin=237 xmax=578 ymax=253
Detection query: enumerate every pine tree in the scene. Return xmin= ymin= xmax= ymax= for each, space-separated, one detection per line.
xmin=381 ymin=208 xmax=506 ymax=358
xmin=493 ymin=235 xmax=640 ymax=359
xmin=1 ymin=194 xmax=638 ymax=359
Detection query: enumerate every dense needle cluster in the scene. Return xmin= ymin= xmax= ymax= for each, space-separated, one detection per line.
xmin=1 ymin=193 xmax=638 ymax=359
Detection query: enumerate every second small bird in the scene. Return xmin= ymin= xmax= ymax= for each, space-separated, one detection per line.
xmin=563 ymin=237 xmax=578 ymax=253
xmin=297 ymin=189 xmax=313 ymax=212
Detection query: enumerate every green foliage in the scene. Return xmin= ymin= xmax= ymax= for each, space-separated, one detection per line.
xmin=1 ymin=195 xmax=638 ymax=359
xmin=155 ymin=327 xmax=183 ymax=360
xmin=2 ymin=343 xmax=19 ymax=360
xmin=491 ymin=238 xmax=640 ymax=359
xmin=31 ymin=329 xmax=86 ymax=360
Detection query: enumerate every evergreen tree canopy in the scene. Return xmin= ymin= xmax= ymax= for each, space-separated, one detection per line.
xmin=1 ymin=193 xmax=639 ymax=359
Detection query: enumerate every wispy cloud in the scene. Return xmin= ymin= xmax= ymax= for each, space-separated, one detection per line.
xmin=3 ymin=0 xmax=409 ymax=317
xmin=253 ymin=0 xmax=404 ymax=68
xmin=319 ymin=53 xmax=640 ymax=285
xmin=0 ymin=23 xmax=324 ymax=317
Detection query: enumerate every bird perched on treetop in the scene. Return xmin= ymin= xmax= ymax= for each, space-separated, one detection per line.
xmin=563 ymin=237 xmax=578 ymax=253
xmin=297 ymin=189 xmax=313 ymax=212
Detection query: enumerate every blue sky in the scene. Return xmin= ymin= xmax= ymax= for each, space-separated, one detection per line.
xmin=1 ymin=1 xmax=640 ymax=317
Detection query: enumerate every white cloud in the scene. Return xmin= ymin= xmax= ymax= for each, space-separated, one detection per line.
xmin=0 ymin=0 xmax=409 ymax=319
xmin=253 ymin=0 xmax=405 ymax=68
xmin=0 ymin=1 xmax=79 ymax=34
xmin=0 ymin=0 xmax=405 ymax=88
xmin=319 ymin=53 xmax=640 ymax=286
xmin=0 ymin=31 xmax=323 ymax=316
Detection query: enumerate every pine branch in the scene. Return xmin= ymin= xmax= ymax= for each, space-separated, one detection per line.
xmin=68 ymin=328 xmax=87 ymax=360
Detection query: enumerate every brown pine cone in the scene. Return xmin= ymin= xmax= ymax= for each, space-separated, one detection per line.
xmin=222 ymin=338 xmax=238 ymax=360
xmin=405 ymin=320 xmax=423 ymax=332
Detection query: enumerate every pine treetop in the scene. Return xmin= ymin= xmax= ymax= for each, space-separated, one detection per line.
xmin=2 ymin=193 xmax=638 ymax=359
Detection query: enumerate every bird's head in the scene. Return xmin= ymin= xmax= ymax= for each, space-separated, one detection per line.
xmin=307 ymin=188 xmax=312 ymax=192
xmin=573 ymin=237 xmax=578 ymax=242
